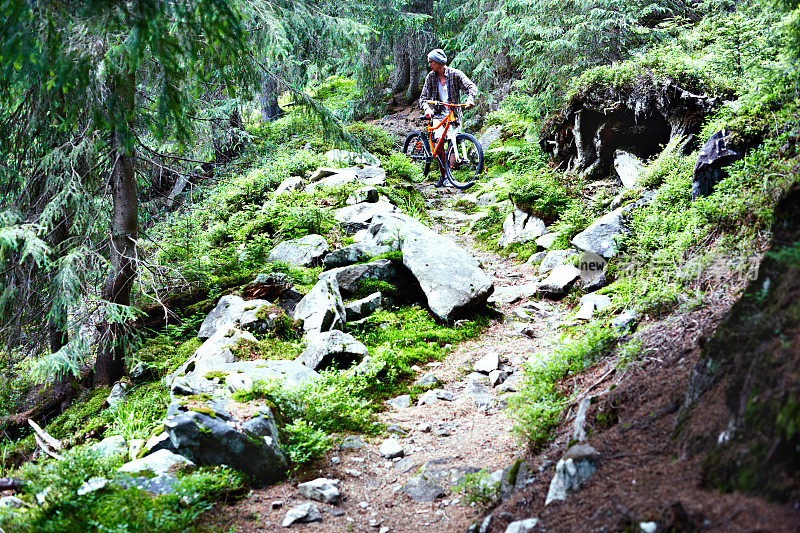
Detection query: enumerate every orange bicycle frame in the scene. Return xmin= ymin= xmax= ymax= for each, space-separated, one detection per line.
xmin=424 ymin=100 xmax=467 ymax=160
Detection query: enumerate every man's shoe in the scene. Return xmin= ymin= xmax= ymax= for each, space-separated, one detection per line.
xmin=434 ymin=176 xmax=446 ymax=187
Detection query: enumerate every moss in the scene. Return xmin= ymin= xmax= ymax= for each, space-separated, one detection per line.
xmin=506 ymin=458 xmax=523 ymax=487
xmin=353 ymin=279 xmax=398 ymax=300
xmin=203 ymin=371 xmax=228 ymax=383
xmin=45 ymin=387 xmax=113 ymax=443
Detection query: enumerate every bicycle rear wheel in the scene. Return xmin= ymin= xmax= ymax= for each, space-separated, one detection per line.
xmin=444 ymin=133 xmax=483 ymax=189
xmin=402 ymin=131 xmax=432 ymax=178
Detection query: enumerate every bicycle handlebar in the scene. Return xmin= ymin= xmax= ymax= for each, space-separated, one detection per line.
xmin=424 ymin=100 xmax=468 ymax=108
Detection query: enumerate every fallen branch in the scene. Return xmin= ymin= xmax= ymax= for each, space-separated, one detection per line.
xmin=568 ymin=367 xmax=616 ymax=408
xmin=28 ymin=419 xmax=62 ymax=460
xmin=0 ymin=477 xmax=25 ymax=491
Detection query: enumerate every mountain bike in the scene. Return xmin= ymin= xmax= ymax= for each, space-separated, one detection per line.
xmin=401 ymin=101 xmax=484 ymax=190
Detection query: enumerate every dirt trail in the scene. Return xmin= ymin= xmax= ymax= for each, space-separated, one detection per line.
xmin=201 ymin=182 xmax=574 ymax=532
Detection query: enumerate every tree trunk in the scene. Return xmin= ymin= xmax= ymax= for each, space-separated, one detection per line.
xmin=47 ymin=215 xmax=69 ymax=354
xmin=213 ymin=107 xmax=246 ymax=164
xmin=95 ymin=73 xmax=138 ymax=388
xmin=391 ymin=36 xmax=411 ymax=96
xmin=260 ymin=73 xmax=281 ymax=123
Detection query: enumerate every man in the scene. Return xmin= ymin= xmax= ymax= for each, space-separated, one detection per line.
xmin=419 ymin=48 xmax=477 ymax=185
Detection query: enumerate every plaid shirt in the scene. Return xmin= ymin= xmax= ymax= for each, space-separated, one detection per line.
xmin=420 ymin=66 xmax=477 ymax=124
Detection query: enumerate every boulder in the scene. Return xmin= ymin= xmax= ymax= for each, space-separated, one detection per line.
xmin=298 ymin=478 xmax=341 ymax=504
xmin=190 ymin=327 xmax=258 ymax=375
xmin=91 ymin=435 xmax=127 ymax=458
xmin=242 ymin=272 xmax=294 ymax=301
xmin=163 ymin=401 xmax=288 ymax=485
xmin=536 ymin=233 xmax=557 ymax=250
xmin=386 ymin=395 xmax=412 ymax=409
xmin=537 ymin=265 xmax=581 ymax=296
xmin=614 ymin=150 xmax=644 ymax=188
xmin=539 ymin=249 xmax=578 ymax=273
xmin=118 ymin=449 xmax=195 ymax=476
xmin=324 ymin=149 xmax=380 ymax=167
xmin=379 ymin=438 xmax=404 ymax=459
xmin=334 ymin=201 xmax=400 ymax=232
xmin=362 ymin=212 xmax=493 ymax=321
xmin=418 ymin=389 xmax=454 ymax=405
xmin=692 ymin=128 xmax=742 ymax=200
xmin=352 ymin=165 xmax=386 ymax=186
xmin=498 ymin=207 xmax=547 ymax=248
xmin=305 ymin=170 xmax=357 ymax=192
xmin=612 ymin=310 xmax=638 ymax=332
xmin=545 ymin=444 xmax=601 ymax=505
xmin=473 ymin=353 xmax=499 ymax=374
xmin=293 ymin=277 xmax=346 ymax=335
xmin=198 ymin=295 xmax=248 ymax=339
xmin=282 ymin=502 xmax=323 ymax=527
xmin=505 ymin=519 xmax=539 ymax=533
xmin=267 ymin=234 xmax=328 ymax=268
xmin=580 ymin=293 xmax=612 ymax=312
xmin=319 ymin=259 xmax=406 ymax=298
xmin=479 ymin=125 xmax=504 ymax=149
xmin=413 ymin=372 xmax=441 ymax=389
xmin=106 ymin=381 xmax=130 ymax=408
xmin=400 ymin=475 xmax=446 ymax=502
xmin=274 ymin=176 xmax=305 ymax=196
xmin=344 ymin=292 xmax=384 ymax=321
xmin=298 ymin=330 xmax=369 ymax=371
xmin=487 ymin=282 xmax=538 ymax=305
xmin=116 ymin=473 xmax=178 ymax=496
xmin=346 ymin=186 xmax=379 ymax=205
xmin=571 ymin=208 xmax=627 ymax=259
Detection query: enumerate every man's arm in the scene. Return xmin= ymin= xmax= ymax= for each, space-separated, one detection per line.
xmin=419 ymin=73 xmax=434 ymax=118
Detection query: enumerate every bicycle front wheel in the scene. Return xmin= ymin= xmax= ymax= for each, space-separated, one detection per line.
xmin=445 ymin=133 xmax=483 ymax=189
xmin=402 ymin=131 xmax=432 ymax=178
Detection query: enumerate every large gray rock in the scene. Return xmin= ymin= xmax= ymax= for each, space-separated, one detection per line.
xmin=324 ymin=149 xmax=380 ymax=167
xmin=498 ymin=207 xmax=546 ymax=248
xmin=164 ymin=401 xmax=288 ymax=486
xmin=334 ymin=201 xmax=399 ymax=231
xmin=293 ymin=277 xmax=346 ymax=334
xmin=474 ymin=353 xmax=499 ymax=374
xmin=537 ymin=265 xmax=581 ymax=296
xmin=305 ymin=170 xmax=357 ymax=192
xmin=479 ymin=125 xmax=503 ymax=149
xmin=692 ymin=128 xmax=742 ymax=200
xmin=362 ymin=213 xmax=493 ymax=321
xmin=379 ymin=438 xmax=404 ymax=459
xmin=614 ymin=150 xmax=644 ymax=188
xmin=298 ymin=478 xmax=341 ymax=504
xmin=91 ymin=435 xmax=127 ymax=458
xmin=198 ymin=295 xmax=248 ymax=339
xmin=298 ymin=330 xmax=368 ymax=371
xmin=571 ymin=207 xmax=627 ymax=259
xmin=118 ymin=449 xmax=195 ymax=476
xmin=274 ymin=176 xmax=305 ymax=196
xmin=400 ymin=474 xmax=446 ymax=502
xmin=189 ymin=327 xmax=258 ymax=375
xmin=346 ymin=186 xmax=379 ymax=205
xmin=172 ymin=358 xmax=320 ymax=399
xmin=344 ymin=292 xmax=384 ymax=321
xmin=106 ymin=382 xmax=130 ymax=408
xmin=545 ymin=444 xmax=601 ymax=505
xmin=539 ymin=249 xmax=578 ymax=273
xmin=268 ymin=234 xmax=329 ymax=268
xmin=320 ymin=259 xmax=406 ymax=298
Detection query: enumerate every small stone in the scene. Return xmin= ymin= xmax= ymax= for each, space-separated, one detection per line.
xmin=417 ymin=422 xmax=432 ymax=433
xmin=400 ymin=475 xmax=446 ymax=502
xmin=331 ymin=457 xmax=341 ymax=465
xmin=282 ymin=502 xmax=322 ymax=527
xmin=0 ymin=496 xmax=26 ymax=509
xmin=434 ymin=427 xmax=451 ymax=437
xmin=380 ymin=527 xmax=390 ymax=533
xmin=340 ymin=436 xmax=367 ymax=450
xmin=473 ymin=353 xmax=499 ymax=373
xmin=369 ymin=518 xmax=381 ymax=527
xmin=613 ymin=310 xmax=638 ymax=332
xmin=489 ymin=369 xmax=508 ymax=387
xmin=386 ymin=425 xmax=408 ymax=436
xmin=359 ymin=501 xmax=370 ymax=509
xmin=77 ymin=477 xmax=108 ymax=496
xmin=505 ymin=518 xmax=539 ymax=533
xmin=345 ymin=469 xmax=363 ymax=477
xmin=327 ymin=508 xmax=345 ymax=516
xmin=640 ymin=522 xmax=658 ymax=533
xmin=379 ymin=438 xmax=404 ymax=459
xmin=413 ymin=372 xmax=442 ymax=389
xmin=298 ymin=478 xmax=341 ymax=504
xmin=386 ymin=395 xmax=412 ymax=409
xmin=272 ymin=500 xmax=284 ymax=509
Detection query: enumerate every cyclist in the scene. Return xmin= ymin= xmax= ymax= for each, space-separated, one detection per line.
xmin=419 ymin=48 xmax=477 ymax=186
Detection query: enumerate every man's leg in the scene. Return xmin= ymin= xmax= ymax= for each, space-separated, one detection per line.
xmin=433 ymin=123 xmax=447 ymax=186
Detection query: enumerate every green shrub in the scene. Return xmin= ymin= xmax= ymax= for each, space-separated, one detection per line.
xmin=44 ymin=388 xmax=113 ymax=443
xmin=105 ymin=382 xmax=170 ymax=442
xmin=510 ymin=322 xmax=620 ymax=450
xmin=385 ymin=152 xmax=424 ymax=182
xmin=345 ymin=122 xmax=395 ymax=156
xmin=507 ymin=167 xmax=572 ymax=223
xmin=455 ymin=470 xmax=501 ymax=510
xmin=282 ymin=420 xmax=332 ymax=469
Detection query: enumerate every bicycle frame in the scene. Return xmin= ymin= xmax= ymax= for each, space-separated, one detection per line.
xmin=424 ymin=100 xmax=466 ymax=164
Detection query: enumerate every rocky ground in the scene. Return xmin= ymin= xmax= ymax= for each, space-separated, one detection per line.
xmin=198 ymin=182 xmax=575 ymax=532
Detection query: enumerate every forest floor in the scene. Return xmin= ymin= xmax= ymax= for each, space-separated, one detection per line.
xmin=200 ymin=111 xmax=800 ymax=532
xmin=199 ymin=178 xmax=570 ymax=531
